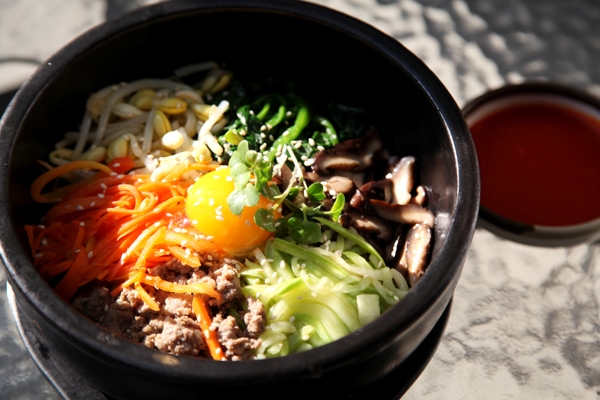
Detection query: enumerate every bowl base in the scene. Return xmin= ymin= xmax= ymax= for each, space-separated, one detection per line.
xmin=7 ymin=282 xmax=451 ymax=400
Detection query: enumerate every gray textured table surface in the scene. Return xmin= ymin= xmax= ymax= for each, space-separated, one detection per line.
xmin=1 ymin=0 xmax=599 ymax=399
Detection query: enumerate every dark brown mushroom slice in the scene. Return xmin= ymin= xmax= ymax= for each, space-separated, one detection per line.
xmin=369 ymin=199 xmax=435 ymax=228
xmin=319 ymin=175 xmax=355 ymax=195
xmin=388 ymin=156 xmax=415 ymax=205
xmin=348 ymin=211 xmax=393 ymax=241
xmin=349 ymin=179 xmax=393 ymax=211
xmin=275 ymin=162 xmax=294 ymax=190
xmin=349 ymin=188 xmax=368 ymax=211
xmin=312 ymin=126 xmax=383 ymax=174
xmin=313 ymin=154 xmax=361 ymax=173
xmin=397 ymin=223 xmax=432 ymax=287
xmin=409 ymin=185 xmax=428 ymax=206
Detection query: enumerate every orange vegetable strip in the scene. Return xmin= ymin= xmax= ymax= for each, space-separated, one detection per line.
xmin=66 ymin=174 xmax=141 ymax=199
xmin=134 ymin=226 xmax=166 ymax=271
xmin=164 ymin=231 xmax=224 ymax=254
xmin=166 ymin=245 xmax=201 ymax=268
xmin=134 ymin=282 xmax=160 ymax=311
xmin=137 ymin=181 xmax=180 ymax=198
xmin=122 ymin=223 xmax=163 ymax=264
xmin=107 ymin=156 xmax=135 ymax=175
xmin=192 ymin=295 xmax=225 ymax=361
xmin=117 ymin=196 xmax=184 ymax=239
xmin=72 ymin=225 xmax=86 ymax=252
xmin=31 ymin=161 xmax=114 ymax=203
xmin=54 ymin=247 xmax=88 ymax=301
xmin=43 ymin=196 xmax=109 ymax=222
xmin=142 ymin=275 xmax=220 ymax=299
xmin=46 ymin=259 xmax=75 ymax=278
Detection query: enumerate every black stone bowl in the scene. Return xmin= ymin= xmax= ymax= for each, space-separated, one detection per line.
xmin=0 ymin=1 xmax=479 ymax=399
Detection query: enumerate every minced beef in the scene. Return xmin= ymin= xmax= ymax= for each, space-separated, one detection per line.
xmin=71 ymin=256 xmax=266 ymax=360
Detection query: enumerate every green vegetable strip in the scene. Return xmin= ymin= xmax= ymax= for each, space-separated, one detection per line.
xmin=291 ymin=314 xmax=329 ymax=347
xmin=279 ymin=300 xmax=350 ymax=340
xmin=273 ymin=238 xmax=349 ymax=281
xmin=315 ymin=217 xmax=386 ymax=268
xmin=315 ymin=116 xmax=339 ymax=145
xmin=267 ymin=103 xmax=310 ymax=161
xmin=281 ymin=283 xmax=361 ymax=332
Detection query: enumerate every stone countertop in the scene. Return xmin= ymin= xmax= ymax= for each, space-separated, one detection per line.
xmin=0 ymin=0 xmax=599 ymax=399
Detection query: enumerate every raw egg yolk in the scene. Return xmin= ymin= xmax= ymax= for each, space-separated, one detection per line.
xmin=185 ymin=167 xmax=279 ymax=255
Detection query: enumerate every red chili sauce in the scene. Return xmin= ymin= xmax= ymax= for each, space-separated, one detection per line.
xmin=469 ymin=96 xmax=600 ymax=226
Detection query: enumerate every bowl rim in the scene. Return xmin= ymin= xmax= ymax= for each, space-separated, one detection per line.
xmin=463 ymin=81 xmax=600 ymax=247
xmin=0 ymin=0 xmax=479 ymax=381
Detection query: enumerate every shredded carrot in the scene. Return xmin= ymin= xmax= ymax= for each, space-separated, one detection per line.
xmin=135 ymin=282 xmax=160 ymax=311
xmin=192 ymin=295 xmax=226 ymax=360
xmin=31 ymin=160 xmax=114 ymax=203
xmin=142 ymin=274 xmax=221 ymax=299
xmin=26 ymin=158 xmax=227 ymax=312
xmin=167 ymin=245 xmax=201 ymax=268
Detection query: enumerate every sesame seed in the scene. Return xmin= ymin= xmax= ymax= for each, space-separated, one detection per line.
xmin=280 ymin=260 xmax=286 ymax=269
xmin=110 ymin=172 xmax=117 ymax=176
xmin=181 ymin=240 xmax=187 ymax=247
xmin=289 ymin=316 xmax=295 ymax=322
xmin=79 ymin=222 xmax=85 ymax=227
xmin=87 ymin=251 xmax=94 ymax=258
xmin=311 ymin=291 xmax=317 ymax=297
xmin=113 ymin=163 xmax=120 ymax=168
xmin=98 ymin=193 xmax=105 ymax=199
xmin=260 ymin=143 xmax=267 ymax=150
xmin=90 ymin=202 xmax=95 ymax=207
xmin=192 ymin=220 xmax=198 ymax=225
xmin=34 ymin=253 xmax=43 ymax=259
xmin=117 ymin=174 xmax=124 ymax=179
xmin=209 ymin=199 xmax=214 ymax=206
xmin=76 ymin=205 xmax=84 ymax=211
xmin=206 ymin=236 xmax=213 ymax=240
xmin=245 ymin=220 xmax=252 ymax=227
xmin=216 ymin=215 xmax=224 ymax=221
xmin=226 ymin=176 xmax=233 ymax=181
xmin=308 ymin=138 xmax=316 ymax=146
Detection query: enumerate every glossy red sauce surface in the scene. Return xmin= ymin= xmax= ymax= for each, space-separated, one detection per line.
xmin=470 ymin=99 xmax=600 ymax=226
